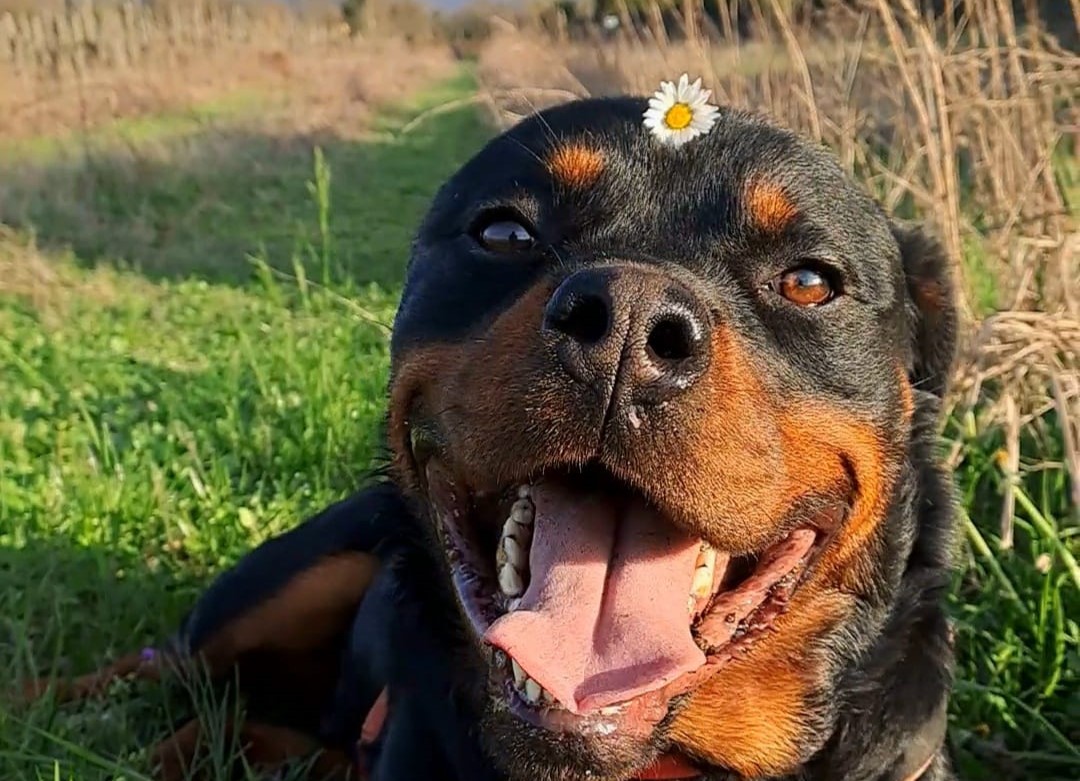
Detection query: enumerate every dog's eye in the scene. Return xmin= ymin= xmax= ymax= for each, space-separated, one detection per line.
xmin=475 ymin=218 xmax=535 ymax=253
xmin=773 ymin=266 xmax=835 ymax=307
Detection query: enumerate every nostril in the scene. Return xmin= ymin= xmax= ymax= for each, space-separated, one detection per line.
xmin=646 ymin=312 xmax=700 ymax=363
xmin=549 ymin=293 xmax=610 ymax=346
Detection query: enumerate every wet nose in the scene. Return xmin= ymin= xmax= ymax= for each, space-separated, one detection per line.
xmin=542 ymin=266 xmax=711 ymax=406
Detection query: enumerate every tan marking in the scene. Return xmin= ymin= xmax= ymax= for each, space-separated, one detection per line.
xmin=899 ymin=365 xmax=915 ymax=422
xmin=198 ymin=552 xmax=379 ymax=672
xmin=388 ymin=281 xmax=563 ymax=497
xmin=669 ymin=589 xmax=849 ymax=777
xmin=18 ymin=651 xmax=164 ymax=704
xmin=912 ymin=278 xmax=947 ymax=316
xmin=746 ymin=178 xmax=798 ymax=233
xmin=547 ymin=144 xmax=604 ymax=189
xmin=151 ymin=718 xmax=354 ymax=781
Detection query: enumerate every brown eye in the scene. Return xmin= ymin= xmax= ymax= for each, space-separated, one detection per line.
xmin=477 ymin=219 xmax=535 ymax=253
xmin=775 ymin=267 xmax=835 ymax=306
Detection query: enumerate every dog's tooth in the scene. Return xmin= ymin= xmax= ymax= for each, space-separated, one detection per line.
xmin=540 ymin=687 xmax=554 ymax=705
xmin=517 ymin=485 xmax=531 ymax=500
xmin=511 ymin=659 xmax=526 ymax=686
xmin=501 ymin=516 xmax=527 ymax=540
xmin=690 ymin=547 xmax=717 ymax=599
xmin=511 ymin=498 xmax=534 ymax=526
xmin=508 ymin=597 xmax=522 ymax=611
xmin=499 ymin=564 xmax=524 ymax=597
xmin=600 ymin=706 xmax=621 ymax=716
xmin=694 ymin=542 xmax=713 ymax=565
xmin=503 ymin=535 xmax=525 ymax=567
xmin=523 ymin=677 xmax=542 ymax=704
xmin=502 ymin=517 xmax=532 ymax=549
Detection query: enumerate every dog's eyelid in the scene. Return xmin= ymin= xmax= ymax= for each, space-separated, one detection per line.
xmin=789 ymin=257 xmax=845 ymax=289
xmin=464 ymin=191 xmax=544 ymax=232
xmin=467 ymin=206 xmax=536 ymax=234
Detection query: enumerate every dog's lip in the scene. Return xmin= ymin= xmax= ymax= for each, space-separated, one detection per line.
xmin=501 ymin=676 xmax=668 ymax=739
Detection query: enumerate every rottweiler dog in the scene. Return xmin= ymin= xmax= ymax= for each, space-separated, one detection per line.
xmin=19 ymin=93 xmax=960 ymax=781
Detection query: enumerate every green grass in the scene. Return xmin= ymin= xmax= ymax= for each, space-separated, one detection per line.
xmin=0 ymin=90 xmax=269 ymax=166
xmin=945 ymin=409 xmax=1079 ymax=778
xmin=0 ymin=71 xmax=480 ymax=288
xmin=0 ymin=72 xmax=489 ymax=780
xmin=0 ymin=70 xmax=1076 ymax=781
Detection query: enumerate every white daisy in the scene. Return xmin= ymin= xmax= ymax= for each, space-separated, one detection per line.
xmin=642 ymin=73 xmax=720 ymax=147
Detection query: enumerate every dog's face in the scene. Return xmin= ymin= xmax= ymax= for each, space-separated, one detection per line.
xmin=386 ymin=98 xmax=955 ymax=780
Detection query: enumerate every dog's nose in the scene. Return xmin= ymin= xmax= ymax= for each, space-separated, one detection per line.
xmin=543 ymin=266 xmax=711 ymax=406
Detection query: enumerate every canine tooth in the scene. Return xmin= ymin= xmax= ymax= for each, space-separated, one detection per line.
xmin=517 ymin=485 xmax=531 ymax=499
xmin=508 ymin=597 xmax=522 ymax=611
xmin=523 ymin=678 xmax=542 ymax=704
xmin=499 ymin=564 xmax=524 ymax=596
xmin=600 ymin=706 xmax=621 ymax=716
xmin=503 ymin=536 xmax=525 ymax=567
xmin=511 ymin=659 xmax=526 ymax=686
xmin=690 ymin=547 xmax=717 ymax=599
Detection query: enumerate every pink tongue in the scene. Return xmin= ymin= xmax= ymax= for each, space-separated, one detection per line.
xmin=484 ymin=482 xmax=706 ymax=713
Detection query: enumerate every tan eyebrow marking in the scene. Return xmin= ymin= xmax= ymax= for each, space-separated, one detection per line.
xmin=745 ymin=178 xmax=799 ymax=233
xmin=547 ymin=144 xmax=605 ymax=189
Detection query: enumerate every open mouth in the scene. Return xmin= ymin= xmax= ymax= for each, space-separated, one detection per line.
xmin=424 ymin=461 xmax=823 ymax=735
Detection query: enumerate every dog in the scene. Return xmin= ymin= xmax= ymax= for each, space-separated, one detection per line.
xmin=18 ymin=89 xmax=960 ymax=781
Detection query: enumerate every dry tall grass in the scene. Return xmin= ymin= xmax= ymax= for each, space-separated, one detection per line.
xmin=476 ymin=1 xmax=1079 ymax=531
xmin=0 ymin=0 xmax=451 ymax=141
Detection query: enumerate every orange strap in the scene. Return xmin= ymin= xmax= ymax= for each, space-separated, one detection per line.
xmin=900 ymin=750 xmax=937 ymax=781
xmin=635 ymin=753 xmax=700 ymax=779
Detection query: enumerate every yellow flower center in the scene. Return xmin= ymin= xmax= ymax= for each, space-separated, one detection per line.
xmin=664 ymin=103 xmax=693 ymax=130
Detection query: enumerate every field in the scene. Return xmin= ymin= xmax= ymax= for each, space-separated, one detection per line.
xmin=0 ymin=2 xmax=1077 ymax=780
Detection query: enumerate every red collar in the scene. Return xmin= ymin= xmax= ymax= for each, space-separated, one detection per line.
xmin=636 ymin=754 xmax=700 ymax=779
xmin=635 ymin=750 xmax=937 ymax=781
xmin=635 ymin=752 xmax=937 ymax=781
xmin=635 ymin=748 xmax=938 ymax=781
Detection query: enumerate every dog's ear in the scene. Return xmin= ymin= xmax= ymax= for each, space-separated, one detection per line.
xmin=892 ymin=222 xmax=959 ymax=398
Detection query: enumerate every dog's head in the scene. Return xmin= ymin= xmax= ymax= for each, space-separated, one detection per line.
xmin=385 ymin=96 xmax=957 ymax=780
